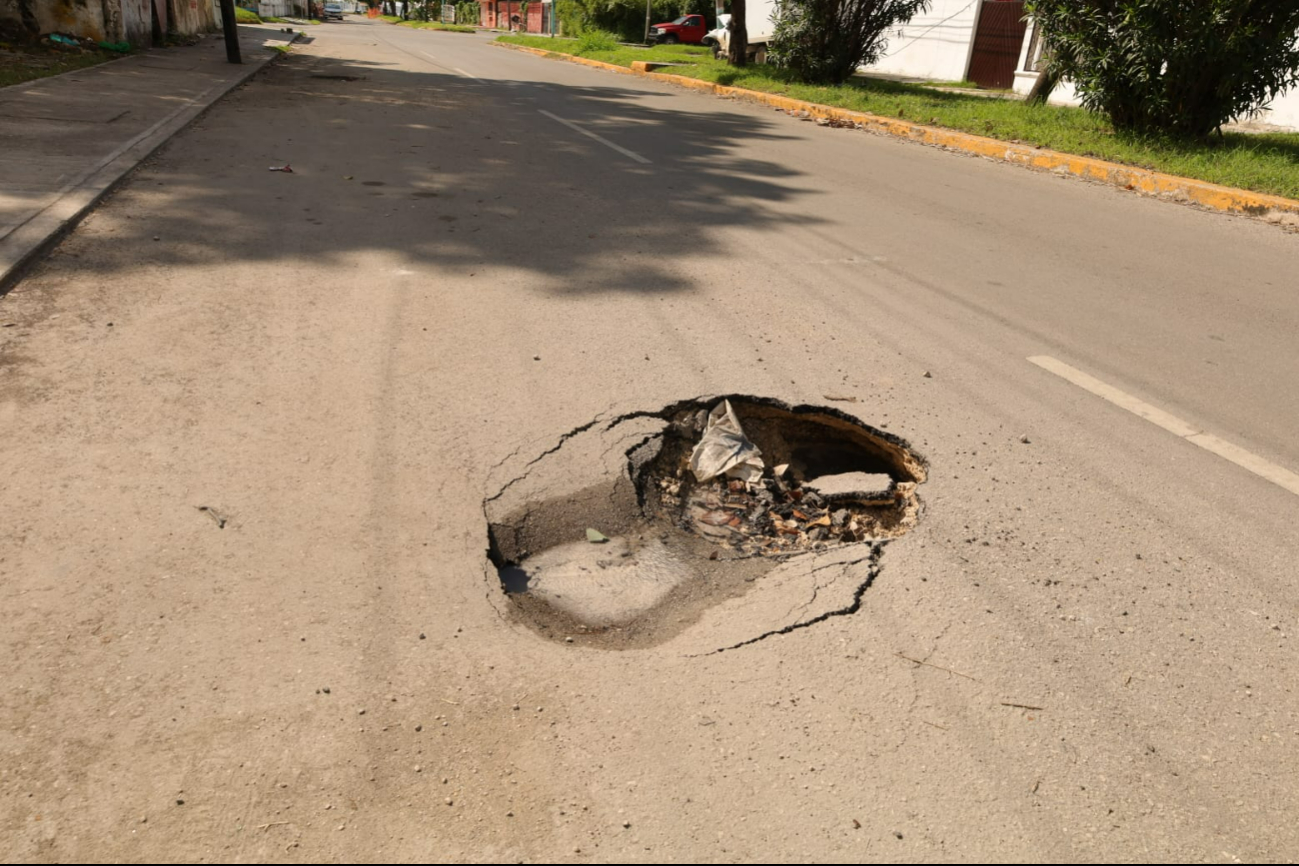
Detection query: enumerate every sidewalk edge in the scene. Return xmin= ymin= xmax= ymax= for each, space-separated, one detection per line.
xmin=0 ymin=34 xmax=302 ymax=292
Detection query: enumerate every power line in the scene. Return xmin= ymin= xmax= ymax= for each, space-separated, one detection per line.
xmin=886 ymin=0 xmax=978 ymax=56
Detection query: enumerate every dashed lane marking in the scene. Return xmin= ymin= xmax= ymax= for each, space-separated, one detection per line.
xmin=1029 ymin=355 xmax=1299 ymax=497
xmin=538 ymin=109 xmax=650 ymax=164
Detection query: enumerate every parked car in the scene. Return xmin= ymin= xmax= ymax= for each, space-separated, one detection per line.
xmin=322 ymin=2 xmax=345 ymax=20
xmin=648 ymin=14 xmax=708 ymax=45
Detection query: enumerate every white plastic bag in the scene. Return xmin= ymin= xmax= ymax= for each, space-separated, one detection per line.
xmin=688 ymin=400 xmax=764 ymax=484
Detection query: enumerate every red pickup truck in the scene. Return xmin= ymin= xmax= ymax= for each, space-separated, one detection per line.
xmin=648 ymin=14 xmax=709 ymax=45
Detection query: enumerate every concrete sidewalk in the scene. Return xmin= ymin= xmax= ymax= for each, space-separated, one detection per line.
xmin=0 ymin=24 xmax=298 ymax=288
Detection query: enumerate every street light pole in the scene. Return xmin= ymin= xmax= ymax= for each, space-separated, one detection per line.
xmin=219 ymin=0 xmax=242 ymax=64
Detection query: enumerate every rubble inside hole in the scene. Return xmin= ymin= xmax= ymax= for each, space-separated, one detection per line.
xmin=636 ymin=398 xmax=925 ymax=559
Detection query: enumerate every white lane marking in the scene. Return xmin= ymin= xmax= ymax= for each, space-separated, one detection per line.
xmin=415 ymin=48 xmax=483 ymax=83
xmin=538 ymin=109 xmax=651 ymax=164
xmin=1029 ymin=355 xmax=1299 ymax=497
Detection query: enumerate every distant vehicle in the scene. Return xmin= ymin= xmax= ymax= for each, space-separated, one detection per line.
xmin=712 ymin=0 xmax=778 ymax=63
xmin=702 ymin=13 xmax=729 ymax=58
xmin=322 ymin=2 xmax=345 ymax=20
xmin=648 ymin=14 xmax=708 ymax=45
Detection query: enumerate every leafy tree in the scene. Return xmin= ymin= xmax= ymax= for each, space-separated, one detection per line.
xmin=1026 ymin=1 xmax=1299 ymax=138
xmin=456 ymin=1 xmax=480 ymax=24
xmin=769 ymin=0 xmax=929 ymax=84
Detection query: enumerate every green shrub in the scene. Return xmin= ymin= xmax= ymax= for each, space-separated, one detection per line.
xmin=576 ymin=28 xmax=620 ymax=52
xmin=770 ymin=0 xmax=928 ymax=84
xmin=456 ymin=1 xmax=479 ymax=25
xmin=1027 ymin=0 xmax=1299 ymax=138
xmin=555 ymin=0 xmax=583 ymax=35
xmin=234 ymin=7 xmax=262 ymax=23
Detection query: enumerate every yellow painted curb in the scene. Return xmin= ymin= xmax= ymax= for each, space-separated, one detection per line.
xmin=493 ymin=41 xmax=1299 ymax=222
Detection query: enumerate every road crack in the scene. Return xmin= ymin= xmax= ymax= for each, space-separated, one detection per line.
xmin=691 ymin=543 xmax=888 ymax=656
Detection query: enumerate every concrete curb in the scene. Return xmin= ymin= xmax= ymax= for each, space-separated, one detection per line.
xmin=494 ymin=41 xmax=1299 ymax=223
xmin=0 ymin=32 xmax=302 ymax=291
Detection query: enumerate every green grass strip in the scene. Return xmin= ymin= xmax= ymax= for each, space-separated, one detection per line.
xmin=397 ymin=20 xmax=477 ymax=33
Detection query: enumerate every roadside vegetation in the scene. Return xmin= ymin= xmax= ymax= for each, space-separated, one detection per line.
xmin=234 ymin=7 xmax=262 ymax=23
xmin=1026 ymin=0 xmax=1299 ymax=139
xmin=396 ymin=20 xmax=477 ymax=33
xmin=0 ymin=46 xmax=117 ymax=87
xmin=499 ymin=34 xmax=1299 ymax=200
xmin=0 ymin=31 xmax=124 ymax=88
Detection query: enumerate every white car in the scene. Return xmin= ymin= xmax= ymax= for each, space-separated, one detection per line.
xmin=702 ymin=13 xmax=729 ymax=58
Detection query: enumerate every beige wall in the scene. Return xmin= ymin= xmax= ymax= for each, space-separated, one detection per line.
xmin=166 ymin=0 xmax=217 ymax=35
xmin=0 ymin=0 xmax=109 ymax=41
xmin=119 ymin=0 xmax=151 ymax=44
xmin=0 ymin=0 xmax=214 ymax=43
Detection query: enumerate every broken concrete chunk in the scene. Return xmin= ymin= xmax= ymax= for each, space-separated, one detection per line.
xmin=804 ymin=472 xmax=893 ymax=498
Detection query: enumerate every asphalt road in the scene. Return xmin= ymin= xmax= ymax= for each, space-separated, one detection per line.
xmin=2 ymin=19 xmax=1297 ymax=862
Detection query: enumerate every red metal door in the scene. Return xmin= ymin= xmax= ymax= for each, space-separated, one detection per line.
xmin=966 ymin=1 xmax=1027 ymax=90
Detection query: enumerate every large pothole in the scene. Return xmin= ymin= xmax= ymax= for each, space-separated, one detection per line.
xmin=484 ymin=396 xmax=927 ymax=650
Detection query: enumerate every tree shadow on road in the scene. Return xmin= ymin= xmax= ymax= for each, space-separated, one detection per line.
xmin=25 ymin=48 xmax=824 ymax=298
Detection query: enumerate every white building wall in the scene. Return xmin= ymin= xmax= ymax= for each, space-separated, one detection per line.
xmin=1252 ymin=89 xmax=1299 ymax=131
xmin=868 ymin=0 xmax=981 ymax=82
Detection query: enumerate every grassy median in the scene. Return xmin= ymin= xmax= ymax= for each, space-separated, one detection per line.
xmin=499 ymin=34 xmax=1299 ymax=200
xmin=397 ymin=20 xmax=477 ymax=33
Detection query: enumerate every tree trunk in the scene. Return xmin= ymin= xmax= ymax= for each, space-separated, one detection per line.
xmin=1026 ymin=62 xmax=1059 ymax=106
xmin=728 ymin=0 xmax=747 ymax=67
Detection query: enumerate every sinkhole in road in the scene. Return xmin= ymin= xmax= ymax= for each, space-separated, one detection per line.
xmin=484 ymin=396 xmax=927 ymax=650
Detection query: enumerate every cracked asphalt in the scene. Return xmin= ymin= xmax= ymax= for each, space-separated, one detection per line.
xmin=2 ymin=17 xmax=1299 ymax=863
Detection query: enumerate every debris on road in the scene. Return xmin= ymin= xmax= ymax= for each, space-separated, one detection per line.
xmin=823 ymin=394 xmax=858 ymax=403
xmin=659 ymin=400 xmax=908 ymax=556
xmin=689 ymin=400 xmax=764 ymax=485
xmin=585 ymin=528 xmax=609 ymax=543
xmin=268 ymin=165 xmax=294 ymax=173
xmin=895 ymin=652 xmax=979 ymax=682
xmin=666 ymin=463 xmax=893 ymax=557
xmin=196 ymin=505 xmax=228 ymax=529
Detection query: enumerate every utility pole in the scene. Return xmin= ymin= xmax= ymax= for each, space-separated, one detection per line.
xmin=219 ymin=0 xmax=242 ymax=64
xmin=644 ymin=0 xmax=651 ymax=43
